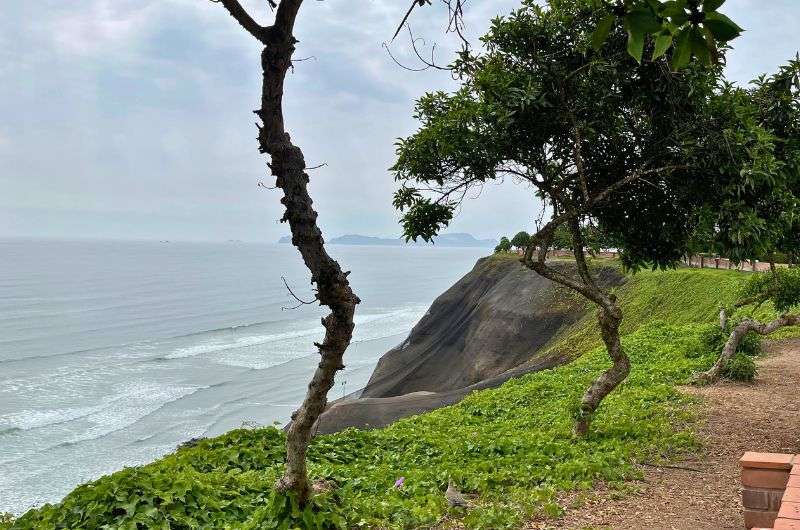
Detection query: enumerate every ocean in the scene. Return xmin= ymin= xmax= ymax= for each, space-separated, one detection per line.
xmin=0 ymin=238 xmax=487 ymax=515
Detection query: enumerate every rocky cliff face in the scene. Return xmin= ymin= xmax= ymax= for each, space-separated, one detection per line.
xmin=315 ymin=256 xmax=625 ymax=434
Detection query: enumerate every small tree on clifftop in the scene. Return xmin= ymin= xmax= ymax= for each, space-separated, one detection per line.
xmin=699 ymin=268 xmax=800 ymax=383
xmin=495 ymin=236 xmax=512 ymax=253
xmin=511 ymin=231 xmax=532 ymax=251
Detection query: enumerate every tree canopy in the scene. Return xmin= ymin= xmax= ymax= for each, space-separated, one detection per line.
xmin=393 ymin=0 xmax=742 ymax=271
xmin=511 ymin=231 xmax=532 ymax=250
xmin=495 ymin=236 xmax=512 ymax=253
xmin=684 ymin=57 xmax=800 ymax=264
xmin=401 ymin=0 xmax=743 ymax=68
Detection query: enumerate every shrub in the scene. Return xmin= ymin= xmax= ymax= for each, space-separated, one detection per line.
xmin=723 ymin=352 xmax=758 ymax=382
xmin=738 ymin=331 xmax=762 ymax=357
xmin=698 ymin=322 xmax=761 ymax=358
xmin=740 ymin=267 xmax=800 ymax=313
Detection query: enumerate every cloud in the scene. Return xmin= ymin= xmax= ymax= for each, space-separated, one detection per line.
xmin=53 ymin=2 xmax=155 ymax=56
xmin=1 ymin=0 xmax=798 ymax=242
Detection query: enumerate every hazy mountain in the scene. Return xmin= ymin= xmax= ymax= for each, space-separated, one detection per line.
xmin=277 ymin=233 xmax=497 ymax=248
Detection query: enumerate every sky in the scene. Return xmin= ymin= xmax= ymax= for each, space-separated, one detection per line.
xmin=1 ymin=0 xmax=798 ymax=243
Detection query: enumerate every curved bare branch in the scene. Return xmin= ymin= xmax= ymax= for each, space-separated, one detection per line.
xmin=214 ymin=0 xmax=269 ymax=44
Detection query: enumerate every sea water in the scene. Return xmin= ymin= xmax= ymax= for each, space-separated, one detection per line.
xmin=0 ymin=239 xmax=486 ymax=514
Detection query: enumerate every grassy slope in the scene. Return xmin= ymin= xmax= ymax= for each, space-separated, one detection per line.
xmin=6 ymin=265 xmax=799 ymax=530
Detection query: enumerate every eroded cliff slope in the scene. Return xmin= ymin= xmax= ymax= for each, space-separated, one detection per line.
xmin=316 ymin=255 xmax=625 ymax=433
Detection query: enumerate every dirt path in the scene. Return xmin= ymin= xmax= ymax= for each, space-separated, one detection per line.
xmin=535 ymin=338 xmax=800 ymax=530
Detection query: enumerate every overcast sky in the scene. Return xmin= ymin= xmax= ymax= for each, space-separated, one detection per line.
xmin=1 ymin=0 xmax=798 ymax=243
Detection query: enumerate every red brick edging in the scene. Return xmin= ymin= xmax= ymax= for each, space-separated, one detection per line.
xmin=741 ymin=452 xmax=800 ymax=529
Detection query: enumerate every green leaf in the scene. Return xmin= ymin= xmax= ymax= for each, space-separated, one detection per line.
xmin=652 ymin=32 xmax=674 ymax=61
xmin=625 ymin=8 xmax=663 ymax=35
xmin=627 ymin=28 xmax=646 ymax=63
xmin=689 ymin=26 xmax=711 ymax=65
xmin=670 ymin=27 xmax=692 ymax=70
xmin=669 ymin=11 xmax=689 ymax=27
xmin=591 ymin=14 xmax=616 ymax=50
xmin=702 ymin=0 xmax=725 ymax=12
xmin=660 ymin=0 xmax=687 ymax=18
xmin=701 ymin=26 xmax=720 ymax=62
xmin=703 ymin=12 xmax=743 ymax=42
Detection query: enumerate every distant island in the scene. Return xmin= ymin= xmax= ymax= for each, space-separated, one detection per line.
xmin=277 ymin=233 xmax=497 ymax=248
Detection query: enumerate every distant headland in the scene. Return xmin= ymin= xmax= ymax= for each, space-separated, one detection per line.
xmin=277 ymin=233 xmax=497 ymax=248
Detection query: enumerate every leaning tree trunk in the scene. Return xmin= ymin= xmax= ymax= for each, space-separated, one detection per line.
xmin=697 ymin=313 xmax=800 ymax=384
xmin=525 ymin=219 xmax=632 ymax=436
xmin=575 ymin=299 xmax=630 ymax=435
xmin=218 ymin=0 xmax=359 ymax=506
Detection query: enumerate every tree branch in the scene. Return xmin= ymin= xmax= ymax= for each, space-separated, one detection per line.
xmin=569 ymin=113 xmax=590 ymax=204
xmin=569 ymin=216 xmax=597 ymax=291
xmin=216 ymin=0 xmax=269 ymax=44
xmin=590 ymin=165 xmax=687 ymax=207
xmin=698 ymin=313 xmax=800 ymax=384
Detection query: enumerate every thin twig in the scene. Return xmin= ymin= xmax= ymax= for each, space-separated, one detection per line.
xmin=281 ymin=276 xmax=318 ymax=310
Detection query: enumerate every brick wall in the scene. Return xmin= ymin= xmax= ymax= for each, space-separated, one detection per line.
xmin=511 ymin=249 xmax=790 ymax=273
xmin=685 ymin=257 xmax=783 ymax=272
xmin=741 ymin=452 xmax=800 ymax=529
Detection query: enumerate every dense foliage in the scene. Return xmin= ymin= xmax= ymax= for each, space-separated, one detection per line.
xmin=684 ymin=57 xmax=799 ymax=263
xmin=7 ymin=266 xmax=796 ymax=530
xmin=391 ymin=0 xmax=767 ymax=272
xmin=739 ymin=266 xmax=800 ymax=314
xmin=751 ymin=58 xmax=800 ymax=265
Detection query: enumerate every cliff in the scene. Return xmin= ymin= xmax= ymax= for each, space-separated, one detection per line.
xmin=315 ymin=255 xmax=625 ymax=433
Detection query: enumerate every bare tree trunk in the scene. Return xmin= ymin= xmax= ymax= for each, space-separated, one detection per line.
xmin=261 ymin=18 xmax=360 ymax=506
xmin=217 ymin=0 xmax=359 ymax=506
xmin=697 ymin=313 xmax=800 ymax=384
